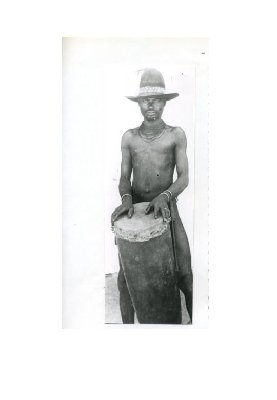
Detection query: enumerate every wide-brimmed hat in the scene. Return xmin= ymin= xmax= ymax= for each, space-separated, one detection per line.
xmin=126 ymin=68 xmax=179 ymax=102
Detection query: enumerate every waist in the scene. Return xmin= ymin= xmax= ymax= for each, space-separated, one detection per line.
xmin=131 ymin=191 xmax=177 ymax=207
xmin=131 ymin=185 xmax=173 ymax=203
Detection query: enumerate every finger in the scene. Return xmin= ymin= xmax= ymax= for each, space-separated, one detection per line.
xmin=111 ymin=206 xmax=122 ymax=223
xmin=111 ymin=208 xmax=123 ymax=224
xmin=161 ymin=207 xmax=166 ymax=222
xmin=113 ymin=206 xmax=122 ymax=214
xmin=111 ymin=213 xmax=117 ymax=224
xmin=128 ymin=207 xmax=134 ymax=218
xmin=164 ymin=208 xmax=170 ymax=220
xmin=145 ymin=202 xmax=152 ymax=214
xmin=154 ymin=205 xmax=159 ymax=219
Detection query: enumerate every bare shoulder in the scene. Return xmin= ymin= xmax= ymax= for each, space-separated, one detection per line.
xmin=169 ymin=126 xmax=187 ymax=146
xmin=122 ymin=127 xmax=141 ymax=149
xmin=121 ymin=128 xmax=137 ymax=148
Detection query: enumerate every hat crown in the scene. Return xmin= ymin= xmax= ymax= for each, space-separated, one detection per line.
xmin=126 ymin=68 xmax=179 ymax=102
xmin=140 ymin=68 xmax=165 ymax=89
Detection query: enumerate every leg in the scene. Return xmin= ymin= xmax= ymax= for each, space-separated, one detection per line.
xmin=117 ymin=255 xmax=135 ymax=324
xmin=172 ymin=205 xmax=193 ymax=323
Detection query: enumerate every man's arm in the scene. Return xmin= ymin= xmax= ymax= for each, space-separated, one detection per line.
xmin=145 ymin=127 xmax=189 ymax=220
xmin=118 ymin=131 xmax=132 ymax=197
xmin=111 ymin=131 xmax=134 ymax=224
xmin=166 ymin=127 xmax=189 ymax=198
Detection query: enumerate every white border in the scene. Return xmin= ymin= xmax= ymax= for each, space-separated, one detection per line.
xmin=1 ymin=2 xmax=276 ymax=399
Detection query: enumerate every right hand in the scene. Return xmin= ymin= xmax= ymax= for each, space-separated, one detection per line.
xmin=111 ymin=198 xmax=134 ymax=225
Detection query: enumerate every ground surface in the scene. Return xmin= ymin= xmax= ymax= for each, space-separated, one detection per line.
xmin=105 ymin=272 xmax=190 ymax=325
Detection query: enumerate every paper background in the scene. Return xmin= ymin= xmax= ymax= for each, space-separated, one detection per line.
xmin=1 ymin=2 xmax=276 ymax=400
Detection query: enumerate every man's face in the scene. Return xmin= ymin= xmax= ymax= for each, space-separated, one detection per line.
xmin=138 ymin=97 xmax=166 ymax=121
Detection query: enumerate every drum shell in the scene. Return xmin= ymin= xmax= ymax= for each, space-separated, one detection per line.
xmin=116 ymin=226 xmax=181 ymax=324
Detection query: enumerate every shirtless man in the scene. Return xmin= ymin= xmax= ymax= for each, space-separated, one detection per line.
xmin=111 ymin=69 xmax=193 ymax=324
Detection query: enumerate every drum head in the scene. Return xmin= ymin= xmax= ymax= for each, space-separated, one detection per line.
xmin=113 ymin=202 xmax=169 ymax=242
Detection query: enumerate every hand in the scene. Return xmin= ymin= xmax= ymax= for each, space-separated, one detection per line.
xmin=111 ymin=198 xmax=134 ymax=225
xmin=145 ymin=194 xmax=170 ymax=221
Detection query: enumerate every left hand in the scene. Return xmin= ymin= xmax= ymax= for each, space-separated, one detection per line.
xmin=145 ymin=194 xmax=170 ymax=221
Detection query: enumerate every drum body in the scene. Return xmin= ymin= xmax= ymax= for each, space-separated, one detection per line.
xmin=114 ymin=203 xmax=181 ymax=324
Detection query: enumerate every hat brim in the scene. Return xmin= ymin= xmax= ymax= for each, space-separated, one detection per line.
xmin=126 ymin=93 xmax=179 ymax=102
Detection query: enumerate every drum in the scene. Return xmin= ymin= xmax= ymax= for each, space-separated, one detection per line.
xmin=113 ymin=202 xmax=181 ymax=324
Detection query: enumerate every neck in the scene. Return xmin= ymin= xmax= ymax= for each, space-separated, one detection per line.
xmin=140 ymin=118 xmax=165 ymax=135
xmin=143 ymin=118 xmax=163 ymax=128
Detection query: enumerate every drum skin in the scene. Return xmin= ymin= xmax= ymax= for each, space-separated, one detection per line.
xmin=115 ymin=203 xmax=181 ymax=324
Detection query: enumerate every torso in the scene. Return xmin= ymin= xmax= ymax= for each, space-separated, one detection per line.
xmin=129 ymin=124 xmax=176 ymax=202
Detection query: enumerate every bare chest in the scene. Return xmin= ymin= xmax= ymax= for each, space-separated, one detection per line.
xmin=130 ymin=132 xmax=175 ymax=165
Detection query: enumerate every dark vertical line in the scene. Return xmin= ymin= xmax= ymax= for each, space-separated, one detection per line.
xmin=192 ymin=64 xmax=197 ymax=271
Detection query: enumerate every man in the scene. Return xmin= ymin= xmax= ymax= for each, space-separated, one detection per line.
xmin=111 ymin=68 xmax=193 ymax=324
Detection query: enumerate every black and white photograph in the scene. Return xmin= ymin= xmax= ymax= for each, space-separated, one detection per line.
xmin=63 ymin=38 xmax=208 ymax=327
xmin=107 ymin=67 xmax=195 ymax=325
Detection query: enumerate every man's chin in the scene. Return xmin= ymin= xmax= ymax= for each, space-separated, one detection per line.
xmin=145 ymin=114 xmax=158 ymax=121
